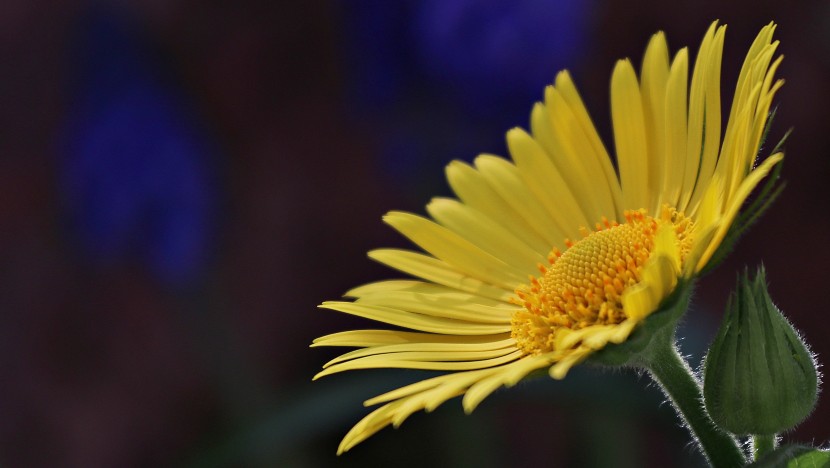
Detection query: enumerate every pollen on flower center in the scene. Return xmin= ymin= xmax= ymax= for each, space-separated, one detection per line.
xmin=511 ymin=208 xmax=692 ymax=356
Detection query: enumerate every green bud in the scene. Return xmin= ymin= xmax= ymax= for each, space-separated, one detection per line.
xmin=703 ymin=267 xmax=819 ymax=435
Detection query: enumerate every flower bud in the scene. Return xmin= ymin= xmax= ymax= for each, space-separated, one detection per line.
xmin=703 ymin=267 xmax=818 ymax=435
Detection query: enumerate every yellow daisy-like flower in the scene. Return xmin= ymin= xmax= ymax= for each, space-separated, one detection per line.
xmin=314 ymin=21 xmax=784 ymax=454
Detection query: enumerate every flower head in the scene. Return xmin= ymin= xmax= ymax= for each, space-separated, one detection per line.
xmin=314 ymin=21 xmax=784 ymax=454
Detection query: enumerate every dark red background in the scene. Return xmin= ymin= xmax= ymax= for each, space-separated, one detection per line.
xmin=0 ymin=1 xmax=827 ymax=467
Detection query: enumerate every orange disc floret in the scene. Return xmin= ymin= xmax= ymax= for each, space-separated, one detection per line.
xmin=511 ymin=208 xmax=693 ymax=355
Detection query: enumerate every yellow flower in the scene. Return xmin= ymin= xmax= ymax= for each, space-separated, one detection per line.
xmin=313 ymin=21 xmax=784 ymax=454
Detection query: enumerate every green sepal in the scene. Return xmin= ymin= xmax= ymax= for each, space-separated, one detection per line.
xmin=587 ymin=279 xmax=694 ymax=367
xmin=749 ymin=444 xmax=830 ymax=468
xmin=703 ymin=267 xmax=819 ymax=435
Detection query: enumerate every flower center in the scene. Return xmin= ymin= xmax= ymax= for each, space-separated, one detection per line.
xmin=511 ymin=209 xmax=692 ymax=355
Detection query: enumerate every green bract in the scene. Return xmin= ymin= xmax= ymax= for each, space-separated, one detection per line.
xmin=703 ymin=267 xmax=819 ymax=436
xmin=588 ymin=279 xmax=693 ymax=368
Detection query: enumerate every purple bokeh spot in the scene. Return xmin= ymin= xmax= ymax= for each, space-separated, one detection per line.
xmin=61 ymin=7 xmax=216 ymax=287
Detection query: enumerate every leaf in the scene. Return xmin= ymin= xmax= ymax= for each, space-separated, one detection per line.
xmin=749 ymin=444 xmax=830 ymax=468
xmin=788 ymin=451 xmax=830 ymax=468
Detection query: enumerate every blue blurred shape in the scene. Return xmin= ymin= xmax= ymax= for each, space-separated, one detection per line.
xmin=61 ymin=7 xmax=215 ymax=287
xmin=412 ymin=0 xmax=590 ymax=120
xmin=342 ymin=0 xmax=592 ymax=195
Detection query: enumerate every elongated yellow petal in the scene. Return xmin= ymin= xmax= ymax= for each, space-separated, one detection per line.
xmin=697 ymin=153 xmax=784 ymax=267
xmin=726 ymin=22 xmax=777 ymax=127
xmin=384 ymin=211 xmax=526 ymax=289
xmin=724 ymin=85 xmax=763 ymax=202
xmin=506 ymin=128 xmax=590 ymax=236
xmin=640 ymin=31 xmax=671 ymax=213
xmin=355 ymin=290 xmax=513 ymax=324
xmin=341 ymin=368 xmax=524 ymax=449
xmin=549 ymin=346 xmax=592 ymax=379
xmin=680 ymin=21 xmax=718 ymax=211
xmin=364 ymin=371 xmax=478 ymax=407
xmin=688 ymin=174 xmax=723 ymax=271
xmin=312 ymin=330 xmax=510 ymax=348
xmin=388 ymin=368 xmax=505 ymax=421
xmin=662 ymin=48 xmax=689 ymax=208
xmin=541 ymin=86 xmax=617 ymax=220
xmin=529 ymin=101 xmax=602 ymax=219
xmin=685 ymin=24 xmax=725 ymax=211
xmin=445 ymin=160 xmax=553 ymax=253
xmin=463 ymin=352 xmax=558 ymax=412
xmin=320 ymin=346 xmax=519 ymax=373
xmin=427 ymin=197 xmax=547 ymax=273
xmin=612 ymin=59 xmax=649 ymax=210
xmin=368 ymin=249 xmax=515 ymax=302
xmin=346 ymin=280 xmax=509 ymax=307
xmin=314 ymin=350 xmax=523 ymax=380
xmin=554 ymin=71 xmax=624 ymax=218
xmin=350 ymin=281 xmax=515 ymax=308
xmin=337 ymin=400 xmax=406 ymax=454
xmin=321 ymin=336 xmax=515 ymax=367
xmin=475 ymin=155 xmax=568 ymax=248
xmin=319 ymin=302 xmax=511 ymax=337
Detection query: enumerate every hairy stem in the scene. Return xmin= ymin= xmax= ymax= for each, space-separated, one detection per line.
xmin=752 ymin=434 xmax=777 ymax=460
xmin=643 ymin=342 xmax=745 ymax=468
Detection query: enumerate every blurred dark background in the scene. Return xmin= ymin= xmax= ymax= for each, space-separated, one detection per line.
xmin=1 ymin=1 xmax=828 ymax=467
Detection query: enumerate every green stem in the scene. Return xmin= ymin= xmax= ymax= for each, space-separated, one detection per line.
xmin=752 ymin=434 xmax=776 ymax=460
xmin=642 ymin=342 xmax=745 ymax=468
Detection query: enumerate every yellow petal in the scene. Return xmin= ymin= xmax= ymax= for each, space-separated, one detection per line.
xmin=368 ymin=249 xmax=514 ymax=302
xmin=445 ymin=160 xmax=552 ymax=253
xmin=384 ymin=211 xmax=526 ymax=289
xmin=506 ymin=128 xmax=590 ymax=236
xmin=662 ymin=48 xmax=689 ymax=208
xmin=318 ymin=301 xmax=511 ymax=337
xmin=611 ymin=59 xmax=649 ymax=211
xmin=475 ymin=155 xmax=568 ymax=248
xmin=640 ymin=31 xmax=670 ymax=213
xmin=554 ymin=71 xmax=624 ymax=218
xmin=427 ymin=197 xmax=547 ymax=272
